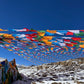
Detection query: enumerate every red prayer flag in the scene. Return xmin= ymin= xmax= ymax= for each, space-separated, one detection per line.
xmin=66 ymin=32 xmax=73 ymax=35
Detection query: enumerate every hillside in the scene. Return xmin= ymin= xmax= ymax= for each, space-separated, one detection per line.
xmin=12 ymin=58 xmax=84 ymax=84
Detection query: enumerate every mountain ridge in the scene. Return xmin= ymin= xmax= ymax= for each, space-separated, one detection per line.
xmin=15 ymin=57 xmax=84 ymax=84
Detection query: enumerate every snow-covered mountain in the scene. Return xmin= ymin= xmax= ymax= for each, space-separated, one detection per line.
xmin=12 ymin=57 xmax=84 ymax=84
xmin=0 ymin=57 xmax=84 ymax=84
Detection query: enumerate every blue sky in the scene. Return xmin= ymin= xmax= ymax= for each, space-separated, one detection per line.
xmin=0 ymin=0 xmax=84 ymax=66
xmin=0 ymin=0 xmax=84 ymax=30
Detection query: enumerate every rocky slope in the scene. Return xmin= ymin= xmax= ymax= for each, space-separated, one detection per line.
xmin=12 ymin=58 xmax=84 ymax=84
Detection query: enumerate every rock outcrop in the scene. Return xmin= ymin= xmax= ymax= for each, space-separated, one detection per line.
xmin=0 ymin=59 xmax=21 ymax=84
